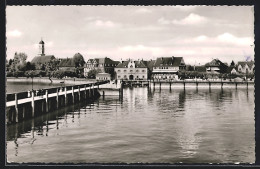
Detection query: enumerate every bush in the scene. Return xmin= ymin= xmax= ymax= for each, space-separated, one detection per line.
xmin=13 ymin=71 xmax=24 ymax=77
xmin=6 ymin=71 xmax=13 ymax=77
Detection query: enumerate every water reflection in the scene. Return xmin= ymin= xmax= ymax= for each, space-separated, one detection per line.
xmin=6 ymin=88 xmax=254 ymax=163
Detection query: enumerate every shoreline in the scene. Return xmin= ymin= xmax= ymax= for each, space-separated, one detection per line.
xmin=6 ymin=77 xmax=96 ymax=85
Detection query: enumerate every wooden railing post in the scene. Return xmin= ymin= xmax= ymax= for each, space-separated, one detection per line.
xmin=15 ymin=93 xmax=18 ymax=123
xmin=31 ymin=90 xmax=35 ymax=117
xmin=45 ymin=90 xmax=49 ymax=112
xmin=84 ymin=85 xmax=87 ymax=99
xmin=78 ymin=86 xmax=81 ymax=101
xmin=65 ymin=87 xmax=67 ymax=105
xmin=72 ymin=86 xmax=74 ymax=103
xmin=56 ymin=88 xmax=59 ymax=109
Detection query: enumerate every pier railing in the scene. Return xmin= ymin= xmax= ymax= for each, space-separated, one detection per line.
xmin=6 ymin=81 xmax=109 ymax=124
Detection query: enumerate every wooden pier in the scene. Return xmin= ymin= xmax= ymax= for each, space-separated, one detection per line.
xmin=122 ymin=79 xmax=254 ymax=90
xmin=6 ymin=81 xmax=109 ymax=124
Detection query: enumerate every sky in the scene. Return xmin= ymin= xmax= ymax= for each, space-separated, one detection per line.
xmin=6 ymin=5 xmax=254 ymax=65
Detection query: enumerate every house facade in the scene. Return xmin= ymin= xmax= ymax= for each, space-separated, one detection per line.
xmin=237 ymin=61 xmax=254 ymax=74
xmin=115 ymin=59 xmax=148 ymax=80
xmin=84 ymin=57 xmax=119 ymax=78
xmin=205 ymin=59 xmax=228 ymax=74
xmin=152 ymin=56 xmax=186 ymax=80
xmin=96 ymin=73 xmax=111 ymax=81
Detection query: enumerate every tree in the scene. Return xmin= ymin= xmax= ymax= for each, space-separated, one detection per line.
xmin=73 ymin=53 xmax=85 ymax=68
xmin=13 ymin=52 xmax=27 ymax=65
xmin=88 ymin=69 xmax=101 ymax=79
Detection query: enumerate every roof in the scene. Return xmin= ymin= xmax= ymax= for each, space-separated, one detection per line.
xmin=154 ymin=56 xmax=184 ymax=67
xmin=85 ymin=57 xmax=119 ymax=66
xmin=115 ymin=60 xmax=147 ymax=68
xmin=58 ymin=58 xmax=75 ymax=67
xmin=145 ymin=60 xmax=156 ymax=71
xmin=39 ymin=40 xmax=45 ymax=44
xmin=31 ymin=55 xmax=55 ymax=64
xmin=237 ymin=61 xmax=254 ymax=69
xmin=205 ymin=59 xmax=225 ymax=67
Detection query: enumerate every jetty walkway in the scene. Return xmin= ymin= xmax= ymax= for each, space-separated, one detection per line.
xmin=6 ymin=81 xmax=110 ymax=124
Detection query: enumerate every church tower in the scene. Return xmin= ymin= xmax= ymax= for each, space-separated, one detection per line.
xmin=38 ymin=38 xmax=45 ymax=56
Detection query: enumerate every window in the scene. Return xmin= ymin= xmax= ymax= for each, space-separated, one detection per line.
xmin=143 ymin=76 xmax=145 ymax=78
xmin=142 ymin=70 xmax=145 ymax=72
xmin=124 ymin=70 xmax=127 ymax=72
xmin=130 ymin=70 xmax=133 ymax=72
xmin=118 ymin=76 xmax=121 ymax=78
xmin=118 ymin=70 xmax=121 ymax=72
xmin=130 ymin=65 xmax=133 ymax=68
xmin=136 ymin=70 xmax=139 ymax=72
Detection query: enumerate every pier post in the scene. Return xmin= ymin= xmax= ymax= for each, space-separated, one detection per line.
xmin=64 ymin=87 xmax=67 ymax=106
xmin=72 ymin=86 xmax=74 ymax=103
xmin=159 ymin=82 xmax=161 ymax=90
xmin=153 ymin=81 xmax=155 ymax=88
xmin=169 ymin=82 xmax=171 ymax=90
xmin=42 ymin=100 xmax=44 ymax=113
xmin=15 ymin=93 xmax=18 ymax=123
xmin=221 ymin=82 xmax=223 ymax=89
xmin=31 ymin=90 xmax=35 ymax=117
xmin=56 ymin=88 xmax=59 ymax=109
xmin=92 ymin=84 xmax=95 ymax=96
xmin=183 ymin=81 xmax=185 ymax=89
xmin=235 ymin=83 xmax=237 ymax=89
xmin=88 ymin=86 xmax=91 ymax=98
xmin=196 ymin=82 xmax=198 ymax=88
xmin=78 ymin=86 xmax=81 ymax=101
xmin=22 ymin=106 xmax=25 ymax=119
xmin=45 ymin=90 xmax=49 ymax=112
xmin=247 ymin=82 xmax=248 ymax=89
xmin=84 ymin=85 xmax=87 ymax=99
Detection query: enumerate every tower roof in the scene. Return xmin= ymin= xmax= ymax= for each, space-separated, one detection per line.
xmin=39 ymin=40 xmax=45 ymax=44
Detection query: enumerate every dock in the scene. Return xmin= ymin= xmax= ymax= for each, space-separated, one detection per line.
xmin=122 ymin=79 xmax=254 ymax=89
xmin=6 ymin=81 xmax=110 ymax=124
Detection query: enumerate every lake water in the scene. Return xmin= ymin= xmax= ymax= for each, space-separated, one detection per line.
xmin=6 ymin=85 xmax=255 ymax=163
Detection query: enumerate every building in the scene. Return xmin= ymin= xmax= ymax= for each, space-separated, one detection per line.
xmin=152 ymin=56 xmax=186 ymax=80
xmin=115 ymin=59 xmax=148 ymax=80
xmin=96 ymin=73 xmax=111 ymax=81
xmin=205 ymin=59 xmax=228 ymax=74
xmin=58 ymin=58 xmax=76 ymax=72
xmin=237 ymin=61 xmax=254 ymax=74
xmin=84 ymin=57 xmax=119 ymax=78
xmin=31 ymin=39 xmax=55 ymax=66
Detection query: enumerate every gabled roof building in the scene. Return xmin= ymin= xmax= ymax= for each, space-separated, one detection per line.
xmin=237 ymin=61 xmax=254 ymax=74
xmin=84 ymin=57 xmax=119 ymax=78
xmin=205 ymin=59 xmax=228 ymax=74
xmin=31 ymin=39 xmax=55 ymax=65
xmin=152 ymin=56 xmax=186 ymax=80
xmin=115 ymin=59 xmax=148 ymax=80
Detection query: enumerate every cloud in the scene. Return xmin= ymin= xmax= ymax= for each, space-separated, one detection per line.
xmin=158 ymin=17 xmax=171 ymax=25
xmin=172 ymin=13 xmax=207 ymax=25
xmin=7 ymin=29 xmax=22 ymax=37
xmin=135 ymin=8 xmax=152 ymax=14
xmin=170 ymin=6 xmax=197 ymax=11
xmin=194 ymin=35 xmax=208 ymax=41
xmin=92 ymin=20 xmax=117 ymax=28
xmin=217 ymin=33 xmax=253 ymax=46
